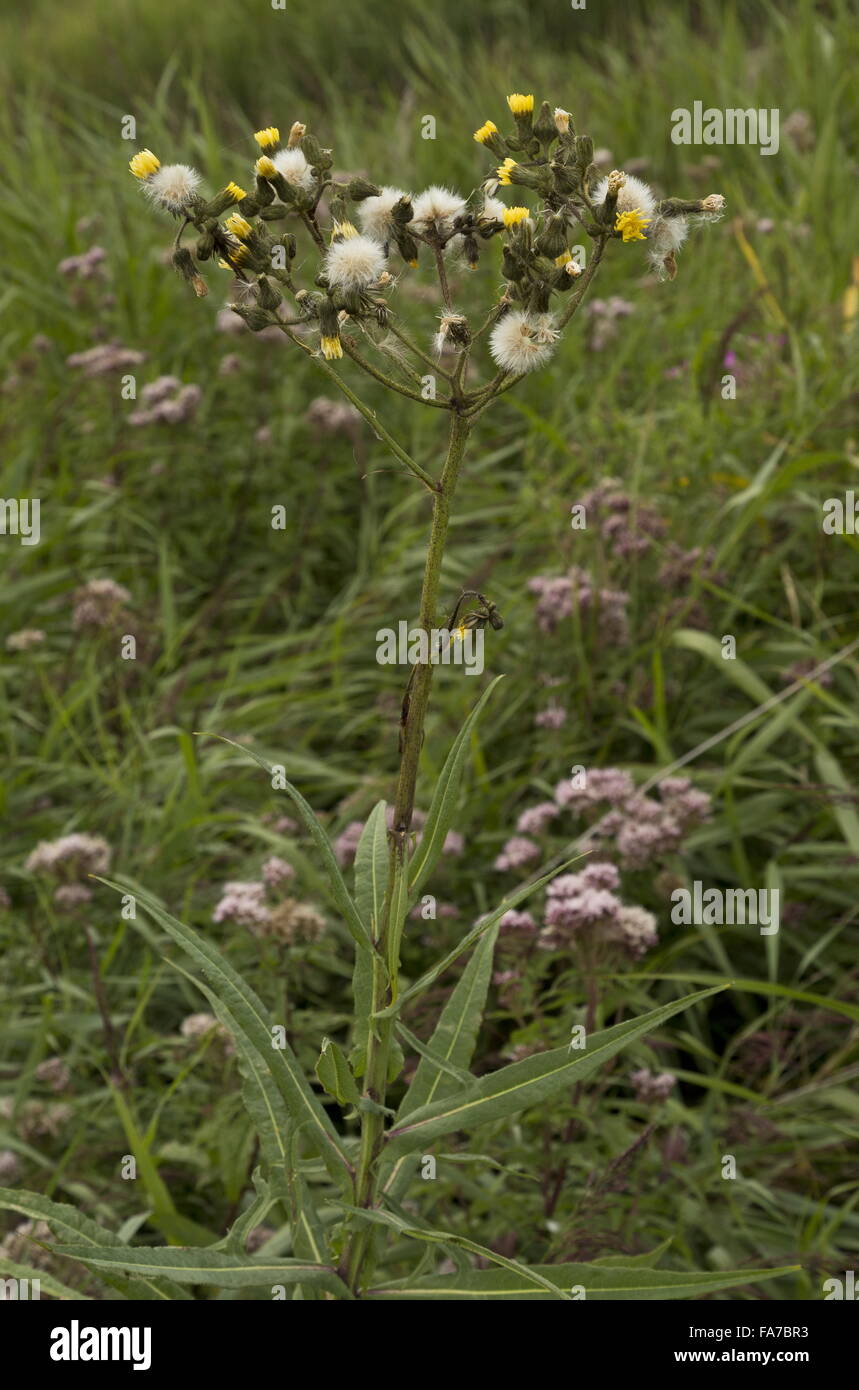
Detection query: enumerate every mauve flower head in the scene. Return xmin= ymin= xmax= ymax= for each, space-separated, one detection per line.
xmin=218 ymin=353 xmax=242 ymax=377
xmin=306 ymin=396 xmax=362 ymax=440
xmin=130 ymin=381 xmax=202 ymax=427
xmin=58 ymin=246 xmax=107 ymax=280
xmin=72 ymin=578 xmax=130 ymax=631
xmin=554 ymin=766 xmax=634 ymax=810
xmin=656 ymin=776 xmax=712 ymax=828
xmin=516 ymin=802 xmax=559 ymax=836
xmin=35 ymin=1057 xmax=71 ymax=1093
xmin=498 ymin=908 xmax=537 ymax=937
xmin=66 ymin=343 xmax=144 ymax=377
xmin=212 ymin=880 xmax=270 ymax=927
xmin=53 ymin=883 xmax=93 ymax=912
xmin=545 ymin=884 xmax=622 ymax=932
xmin=630 ymin=1068 xmax=676 ymax=1103
xmin=535 ymin=702 xmax=567 ymax=729
xmin=494 ymin=837 xmax=540 ymax=872
xmin=529 ymin=568 xmax=628 ymax=642
xmin=261 ymin=855 xmax=294 ymax=888
xmin=616 ymin=812 xmax=682 ymax=868
xmin=26 ymin=833 xmax=111 ymax=878
xmin=609 ymin=904 xmax=659 ymax=958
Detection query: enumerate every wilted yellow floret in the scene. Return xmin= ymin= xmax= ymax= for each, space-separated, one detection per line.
xmin=331 ymin=220 xmax=358 ymax=240
xmin=255 ymin=156 xmax=277 ymax=179
xmin=506 ymin=93 xmax=534 ymax=115
xmin=502 ymin=206 xmax=529 ymax=228
xmin=555 ymin=249 xmax=572 ymax=266
xmin=615 ymin=208 xmax=651 ymax=243
xmin=496 ymin=158 xmax=517 ymax=186
xmin=226 ymin=213 xmax=253 ymax=239
xmin=254 ymin=127 xmax=280 ymax=149
xmin=320 ymin=335 xmax=343 ymax=360
xmin=473 ymin=120 xmax=499 ymax=145
xmin=224 ymin=182 xmax=247 ymax=203
xmin=129 ymin=149 xmax=160 ymax=179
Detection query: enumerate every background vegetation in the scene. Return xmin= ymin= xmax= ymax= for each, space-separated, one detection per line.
xmin=1 ymin=0 xmax=857 ymax=1298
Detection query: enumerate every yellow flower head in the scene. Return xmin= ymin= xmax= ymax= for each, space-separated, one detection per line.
xmin=502 ymin=206 xmax=529 ymax=228
xmin=228 ymin=242 xmax=250 ymax=266
xmin=496 ymin=157 xmax=517 ymax=186
xmin=332 ymin=220 xmax=358 ymax=240
xmin=555 ymin=249 xmax=572 ymax=266
xmin=506 ymin=93 xmax=534 ymax=115
xmin=255 ymin=156 xmax=277 ymax=179
xmin=129 ymin=149 xmax=160 ymax=179
xmin=452 ymin=624 xmax=468 ymax=641
xmin=225 ymin=213 xmax=253 ymax=239
xmin=615 ymin=208 xmax=651 ymax=243
xmin=473 ymin=120 xmax=499 ymax=145
xmin=320 ymin=335 xmax=343 ymax=360
xmin=254 ymin=126 xmax=280 ymax=150
xmin=224 ymin=181 xmax=247 ymax=204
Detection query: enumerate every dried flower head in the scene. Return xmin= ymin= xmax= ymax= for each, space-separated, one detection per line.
xmin=489 ymin=310 xmax=558 ymax=374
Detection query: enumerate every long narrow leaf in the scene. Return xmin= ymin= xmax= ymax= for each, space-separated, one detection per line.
xmin=385 ymin=987 xmax=725 ymax=1157
xmin=408 ymin=675 xmax=504 ymax=898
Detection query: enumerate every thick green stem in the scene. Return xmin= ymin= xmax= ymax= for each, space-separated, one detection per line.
xmin=342 ymin=409 xmax=471 ymax=1294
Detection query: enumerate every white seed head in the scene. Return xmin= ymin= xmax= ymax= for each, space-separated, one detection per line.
xmin=591 ymin=171 xmax=656 ymax=221
xmin=480 ymin=195 xmax=508 ymax=224
xmin=325 ymin=234 xmax=387 ymax=290
xmin=272 ymin=147 xmax=315 ymax=193
xmin=489 ymin=310 xmax=559 ymax=374
xmin=357 ymin=186 xmax=410 ymax=241
xmin=144 ymin=164 xmax=201 ymax=212
xmin=410 ymin=185 xmax=467 ymax=235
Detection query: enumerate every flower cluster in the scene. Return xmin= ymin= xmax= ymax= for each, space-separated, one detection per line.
xmin=71 ymin=578 xmax=131 ymax=631
xmin=25 ymin=833 xmax=112 ymax=912
xmin=127 ymin=97 xmax=724 ymax=382
xmin=211 ymin=855 xmax=326 ymax=946
xmin=128 ymin=376 xmax=202 ymax=427
xmin=528 ymin=567 xmax=629 ymax=642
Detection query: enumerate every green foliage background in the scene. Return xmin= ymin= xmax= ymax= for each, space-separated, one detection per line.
xmin=1 ymin=0 xmax=857 ymax=1298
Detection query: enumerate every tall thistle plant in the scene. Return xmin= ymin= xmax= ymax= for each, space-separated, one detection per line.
xmin=4 ymin=96 xmax=794 ymax=1303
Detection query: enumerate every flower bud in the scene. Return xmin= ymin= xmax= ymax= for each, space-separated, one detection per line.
xmin=348 ymin=178 xmax=383 ymax=201
xmin=232 ymin=304 xmax=273 ymax=332
xmin=204 ymin=183 xmax=248 ymax=218
xmin=534 ymin=213 xmax=568 ymax=259
xmin=172 ymin=246 xmax=209 ymax=297
xmin=533 ymin=101 xmax=556 ymax=150
xmin=256 ymin=276 xmax=282 ymax=311
xmin=393 ymin=226 xmax=420 ymax=267
xmin=574 ymin=134 xmax=594 ymax=170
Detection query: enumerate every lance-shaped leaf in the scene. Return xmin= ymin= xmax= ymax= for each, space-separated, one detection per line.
xmin=353 ymin=800 xmax=389 ymax=937
xmin=96 ymin=877 xmax=352 ymax=1189
xmin=0 ymin=1187 xmax=191 ymax=1302
xmin=316 ymin=1037 xmax=362 ymax=1107
xmin=398 ymin=920 xmax=499 ymax=1121
xmin=0 ymin=1257 xmax=93 ymax=1301
xmin=367 ymin=1261 xmax=799 ymax=1300
xmin=51 ymin=1245 xmax=351 ymax=1296
xmin=351 ymin=805 xmax=391 ymax=1073
xmin=189 ymin=970 xmax=288 ymax=1171
xmin=407 ymin=675 xmax=504 ymax=900
xmin=194 ymin=732 xmax=373 ymax=955
xmin=340 ymin=1203 xmax=572 ymax=1300
xmin=384 ymin=986 xmax=725 ymax=1157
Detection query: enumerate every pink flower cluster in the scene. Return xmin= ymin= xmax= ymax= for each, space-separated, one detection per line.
xmin=58 ymin=246 xmax=107 ymax=280
xmin=129 ymin=376 xmax=202 ymax=427
xmin=578 ymin=477 xmax=667 ymax=560
xmin=630 ymin=1067 xmax=676 ymax=1102
xmin=25 ymin=832 xmax=112 ymax=912
xmin=66 ymin=343 xmax=144 ymax=377
xmin=541 ymin=862 xmax=658 ymax=957
xmin=528 ymin=567 xmax=628 ymax=642
xmin=72 ymin=578 xmax=131 ymax=631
